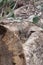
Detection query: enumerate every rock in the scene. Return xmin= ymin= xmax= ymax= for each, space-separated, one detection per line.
xmin=14 ymin=5 xmax=31 ymax=19
xmin=0 ymin=19 xmax=43 ymax=65
xmin=23 ymin=27 xmax=43 ymax=65
xmin=0 ymin=25 xmax=26 ymax=65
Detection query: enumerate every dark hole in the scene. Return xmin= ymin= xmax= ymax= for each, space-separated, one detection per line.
xmin=6 ymin=11 xmax=9 ymax=15
xmin=17 ymin=4 xmax=23 ymax=8
xmin=0 ymin=22 xmax=5 ymax=25
xmin=28 ymin=31 xmax=35 ymax=36
xmin=26 ymin=31 xmax=35 ymax=38
xmin=19 ymin=54 xmax=25 ymax=59
xmin=19 ymin=30 xmax=21 ymax=35
xmin=15 ymin=3 xmax=23 ymax=9
xmin=0 ymin=25 xmax=7 ymax=36
xmin=2 ymin=12 xmax=4 ymax=17
xmin=13 ymin=62 xmax=16 ymax=65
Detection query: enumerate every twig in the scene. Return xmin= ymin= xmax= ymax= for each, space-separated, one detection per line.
xmin=13 ymin=0 xmax=19 ymax=10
